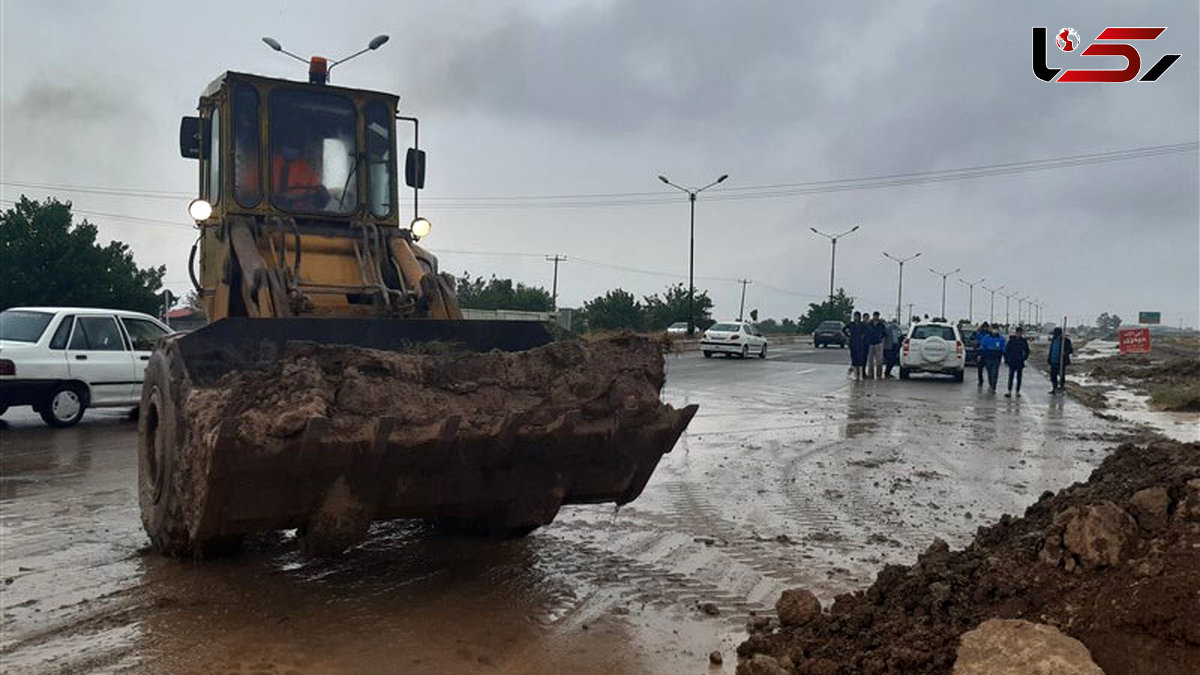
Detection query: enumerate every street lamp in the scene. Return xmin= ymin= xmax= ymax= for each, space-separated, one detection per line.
xmin=810 ymin=226 xmax=860 ymax=301
xmin=658 ymin=173 xmax=729 ymax=335
xmin=1000 ymin=290 xmax=1018 ymax=328
xmin=929 ymin=266 xmax=960 ymax=319
xmin=883 ymin=252 xmax=920 ymax=324
xmin=981 ymin=284 xmax=1004 ymax=324
xmin=957 ymin=277 xmax=985 ymax=323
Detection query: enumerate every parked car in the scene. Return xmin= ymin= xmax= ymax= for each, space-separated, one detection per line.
xmin=701 ymin=321 xmax=768 ymax=359
xmin=666 ymin=321 xmax=690 ymax=336
xmin=899 ymin=321 xmax=965 ymax=382
xmin=0 ymin=307 xmax=172 ymax=427
xmin=960 ymin=329 xmax=980 ymax=366
xmin=812 ymin=320 xmax=846 ymax=348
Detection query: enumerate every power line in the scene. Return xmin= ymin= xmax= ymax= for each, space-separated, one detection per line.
xmin=3 ymin=141 xmax=1193 ymax=211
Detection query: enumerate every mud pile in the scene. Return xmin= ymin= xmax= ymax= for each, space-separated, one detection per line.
xmin=185 ymin=333 xmax=673 ymax=448
xmin=738 ymin=440 xmax=1200 ymax=675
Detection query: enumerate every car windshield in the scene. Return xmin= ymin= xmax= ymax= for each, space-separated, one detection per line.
xmin=709 ymin=323 xmax=741 ymax=332
xmin=669 ymin=322 xmax=687 ymax=329
xmin=911 ymin=325 xmax=956 ymax=340
xmin=0 ymin=310 xmax=54 ymax=342
xmin=269 ymin=88 xmax=359 ymax=214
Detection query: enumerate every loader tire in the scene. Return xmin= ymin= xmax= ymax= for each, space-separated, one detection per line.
xmin=138 ymin=349 xmax=241 ymax=558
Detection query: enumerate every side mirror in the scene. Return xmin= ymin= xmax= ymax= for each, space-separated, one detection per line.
xmin=179 ymin=116 xmax=207 ymax=159
xmin=405 ymin=148 xmax=426 ymax=189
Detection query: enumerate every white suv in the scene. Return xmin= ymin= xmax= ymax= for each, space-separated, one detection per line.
xmin=0 ymin=307 xmax=172 ymax=427
xmin=899 ymin=321 xmax=965 ymax=382
xmin=701 ymin=321 xmax=768 ymax=359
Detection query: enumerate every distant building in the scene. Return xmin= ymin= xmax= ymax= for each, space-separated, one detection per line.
xmin=166 ymin=307 xmax=207 ymax=332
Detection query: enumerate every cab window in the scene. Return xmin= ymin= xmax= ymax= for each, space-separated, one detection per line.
xmin=207 ymin=107 xmax=221 ymax=204
xmin=121 ymin=318 xmax=169 ymax=351
xmin=69 ymin=316 xmax=127 ymax=351
xmin=232 ymin=84 xmax=262 ymax=207
xmin=364 ymin=100 xmax=393 ymax=217
xmin=269 ymin=88 xmax=358 ymax=214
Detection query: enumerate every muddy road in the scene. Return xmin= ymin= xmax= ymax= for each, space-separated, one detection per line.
xmin=0 ymin=343 xmax=1138 ymax=674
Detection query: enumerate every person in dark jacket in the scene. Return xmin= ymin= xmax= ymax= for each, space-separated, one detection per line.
xmin=843 ymin=311 xmax=869 ymax=380
xmin=1004 ymin=325 xmax=1031 ymax=397
xmin=866 ymin=311 xmax=887 ymax=379
xmin=1048 ymin=327 xmax=1074 ymax=394
xmin=974 ymin=322 xmax=990 ymax=387
xmin=977 ymin=324 xmax=1006 ymax=392
xmin=883 ymin=321 xmax=902 ymax=378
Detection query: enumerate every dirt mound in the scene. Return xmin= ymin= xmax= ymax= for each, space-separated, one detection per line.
xmin=186 ymin=333 xmax=672 ymax=447
xmin=1090 ymin=357 xmax=1200 ymax=384
xmin=737 ymin=440 xmax=1200 ymax=675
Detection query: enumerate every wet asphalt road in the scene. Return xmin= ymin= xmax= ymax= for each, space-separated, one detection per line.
xmin=0 ymin=342 xmax=1132 ymax=674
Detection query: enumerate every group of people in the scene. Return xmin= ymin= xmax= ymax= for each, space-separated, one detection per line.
xmin=842 ymin=311 xmax=903 ymax=380
xmin=974 ymin=322 xmax=1074 ymax=396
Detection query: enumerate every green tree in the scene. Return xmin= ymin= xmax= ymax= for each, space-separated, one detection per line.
xmin=1095 ymin=312 xmax=1122 ymax=332
xmin=0 ymin=197 xmax=165 ymax=314
xmin=642 ymin=282 xmax=714 ymax=331
xmin=454 ymin=272 xmax=553 ymax=311
xmin=582 ymin=288 xmax=643 ymax=331
xmin=797 ymin=288 xmax=856 ymax=333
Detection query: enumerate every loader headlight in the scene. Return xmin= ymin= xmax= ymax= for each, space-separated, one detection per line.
xmin=410 ymin=217 xmax=432 ymax=238
xmin=187 ymin=199 xmax=213 ymax=221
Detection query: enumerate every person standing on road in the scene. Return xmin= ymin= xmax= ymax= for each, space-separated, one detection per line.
xmin=975 ymin=322 xmax=990 ymax=387
xmin=843 ymin=311 xmax=868 ymax=380
xmin=883 ymin=320 xmax=902 ymax=378
xmin=978 ymin=324 xmax=1006 ymax=393
xmin=1004 ymin=325 xmax=1031 ymax=397
xmin=866 ymin=311 xmax=886 ymax=379
xmin=1048 ymin=327 xmax=1074 ymax=395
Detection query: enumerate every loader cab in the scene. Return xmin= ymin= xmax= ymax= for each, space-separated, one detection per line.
xmin=181 ymin=71 xmax=422 ymax=227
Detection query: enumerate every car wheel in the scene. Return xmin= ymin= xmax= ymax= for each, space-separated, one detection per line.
xmin=899 ymin=367 xmax=910 ymax=380
xmin=740 ymin=345 xmax=749 ymax=359
xmin=759 ymin=344 xmax=767 ymax=359
xmin=40 ymin=384 xmax=86 ymax=428
xmin=703 ymin=351 xmax=713 ymax=358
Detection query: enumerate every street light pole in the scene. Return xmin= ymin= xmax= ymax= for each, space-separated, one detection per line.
xmin=883 ymin=252 xmax=920 ymax=324
xmin=811 ymin=225 xmax=860 ymax=300
xmin=981 ymin=284 xmax=1004 ymax=324
xmin=929 ymin=266 xmax=961 ymax=319
xmin=957 ymin=277 xmax=985 ymax=323
xmin=658 ymin=173 xmax=729 ymax=335
xmin=1001 ymin=290 xmax=1017 ymax=328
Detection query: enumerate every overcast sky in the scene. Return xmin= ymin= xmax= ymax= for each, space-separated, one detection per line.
xmin=2 ymin=1 xmax=1197 ymax=328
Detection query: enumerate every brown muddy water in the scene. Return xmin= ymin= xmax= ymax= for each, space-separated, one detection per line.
xmin=0 ymin=343 xmax=1140 ymax=674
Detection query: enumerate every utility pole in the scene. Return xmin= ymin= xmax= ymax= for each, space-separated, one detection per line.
xmin=737 ymin=279 xmax=752 ymax=321
xmin=811 ymin=225 xmax=860 ymax=300
xmin=658 ymin=173 xmax=729 ymax=335
xmin=957 ymin=277 xmax=985 ymax=324
xmin=883 ymin=251 xmax=920 ymax=324
xmin=929 ymin=266 xmax=960 ymax=319
xmin=906 ymin=303 xmax=915 ymax=325
xmin=981 ymin=284 xmax=1004 ymax=325
xmin=545 ymin=255 xmax=566 ymax=310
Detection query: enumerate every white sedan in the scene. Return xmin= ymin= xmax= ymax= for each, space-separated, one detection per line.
xmin=0 ymin=307 xmax=172 ymax=427
xmin=700 ymin=321 xmax=768 ymax=359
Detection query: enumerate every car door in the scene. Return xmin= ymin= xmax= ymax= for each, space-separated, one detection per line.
xmin=120 ymin=316 xmax=170 ymax=388
xmin=66 ymin=315 xmax=139 ymax=405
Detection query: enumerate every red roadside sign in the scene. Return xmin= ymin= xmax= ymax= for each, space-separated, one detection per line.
xmin=1118 ymin=328 xmax=1151 ymax=355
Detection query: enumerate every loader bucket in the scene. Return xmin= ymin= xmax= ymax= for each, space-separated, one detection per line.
xmin=137 ymin=319 xmax=697 ymax=555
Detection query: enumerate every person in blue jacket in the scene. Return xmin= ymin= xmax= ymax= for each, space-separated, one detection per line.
xmin=977 ymin=323 xmax=1006 ymax=392
xmin=1004 ymin=325 xmax=1031 ymax=397
xmin=1048 ymin=327 xmax=1074 ymax=394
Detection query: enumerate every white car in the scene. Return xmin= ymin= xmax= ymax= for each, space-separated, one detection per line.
xmin=899 ymin=321 xmax=965 ymax=381
xmin=700 ymin=321 xmax=768 ymax=359
xmin=0 ymin=307 xmax=172 ymax=427
xmin=666 ymin=321 xmax=690 ymax=336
